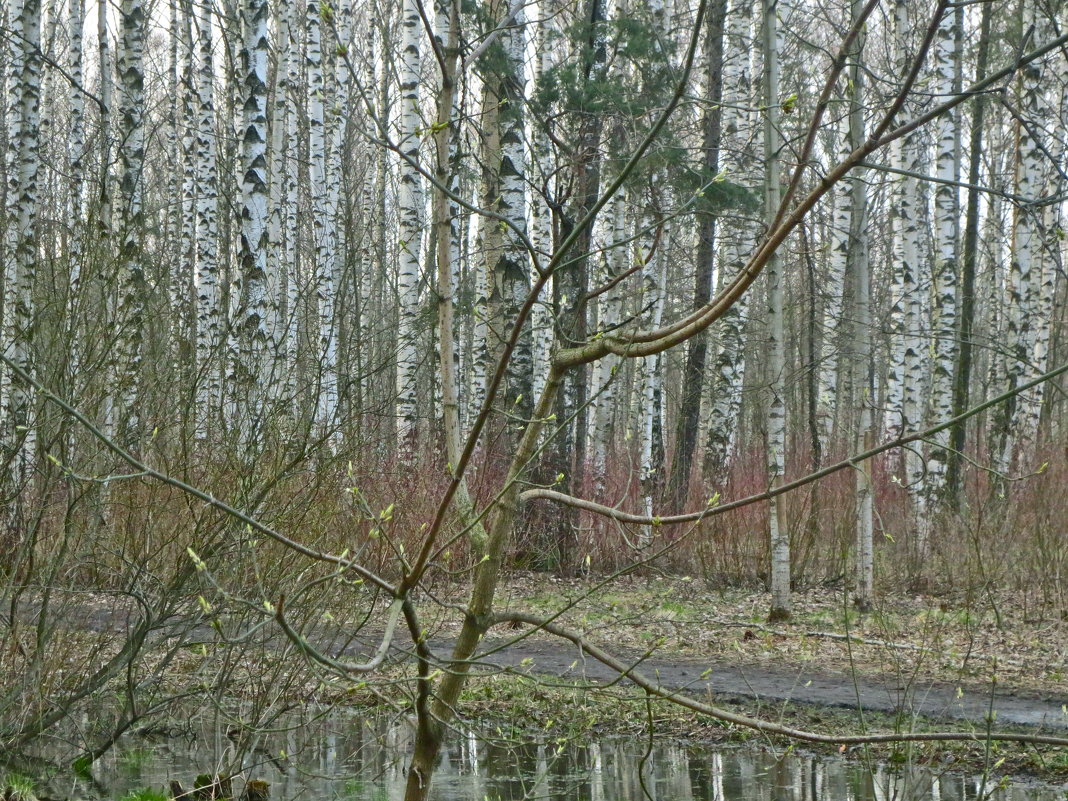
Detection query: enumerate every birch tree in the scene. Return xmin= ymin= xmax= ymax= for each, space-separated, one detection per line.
xmin=528 ymin=0 xmax=556 ymax=418
xmin=116 ymin=0 xmax=146 ymax=441
xmin=65 ymin=0 xmax=86 ymax=365
xmin=231 ymin=0 xmax=270 ymax=442
xmin=306 ymin=0 xmax=338 ymax=436
xmin=845 ymin=0 xmax=873 ymax=611
xmin=703 ymin=0 xmax=756 ymax=481
xmin=817 ymin=115 xmax=850 ymax=446
xmin=996 ymin=0 xmax=1050 ymax=472
xmin=2 ymin=0 xmax=41 ymax=486
xmin=588 ymin=192 xmax=627 ymax=479
xmin=947 ymin=0 xmax=992 ymax=499
xmin=395 ymin=0 xmax=424 ymax=454
xmin=665 ymin=0 xmax=724 ymax=510
xmin=638 ymin=216 xmax=667 ymax=546
xmin=924 ymin=6 xmax=961 ymax=513
xmin=1011 ymin=2 xmax=1060 ymax=452
xmin=267 ymin=0 xmax=295 ymax=405
xmin=280 ymin=0 xmax=301 ymax=405
xmin=636 ymin=0 xmax=670 ymax=540
xmin=482 ymin=0 xmax=531 ymax=436
xmin=882 ymin=0 xmax=930 ymax=555
xmin=194 ymin=0 xmax=221 ymax=441
xmin=763 ymin=0 xmax=789 ymax=622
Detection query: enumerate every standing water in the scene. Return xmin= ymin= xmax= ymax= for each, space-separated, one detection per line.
xmin=32 ymin=708 xmax=1068 ymax=801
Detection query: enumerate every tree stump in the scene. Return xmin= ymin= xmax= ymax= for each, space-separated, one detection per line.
xmin=241 ymin=780 xmax=269 ymax=801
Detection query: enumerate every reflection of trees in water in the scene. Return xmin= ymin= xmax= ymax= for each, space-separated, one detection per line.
xmin=71 ymin=713 xmax=1064 ymax=801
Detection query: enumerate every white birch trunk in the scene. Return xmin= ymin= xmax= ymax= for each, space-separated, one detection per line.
xmin=266 ymin=0 xmax=291 ymax=395
xmin=638 ymin=221 xmax=667 ymax=548
xmin=2 ymin=0 xmax=41 ymax=481
xmin=306 ymin=0 xmax=338 ymax=436
xmin=167 ymin=0 xmax=190 ymax=361
xmin=117 ymin=0 xmax=146 ymax=440
xmin=65 ymin=0 xmax=86 ymax=381
xmin=330 ymin=0 xmax=354 ymax=432
xmin=467 ymin=247 xmax=490 ymax=431
xmin=1015 ymin=13 xmax=1057 ymax=447
xmin=845 ymin=0 xmax=873 ymax=611
xmin=232 ymin=0 xmax=270 ymax=443
xmin=884 ymin=0 xmax=927 ymax=454
xmin=638 ymin=0 xmax=668 ymax=542
xmin=704 ymin=0 xmax=754 ymax=480
xmin=477 ymin=0 xmax=530 ymax=436
xmin=395 ymin=0 xmax=424 ymax=454
xmin=281 ymin=0 xmax=300 ymax=406
xmin=96 ymin=0 xmax=112 ymax=245
xmin=499 ymin=8 xmax=531 ymax=421
xmin=998 ymin=2 xmax=1048 ymax=470
xmin=924 ymin=9 xmax=960 ymax=513
xmin=194 ymin=0 xmax=220 ymax=441
xmin=179 ymin=0 xmax=198 ymax=379
xmin=764 ymin=0 xmax=789 ymax=622
xmin=529 ymin=0 xmax=556 ymax=417
xmin=590 ymin=192 xmax=627 ymax=477
xmin=880 ymin=3 xmax=931 ymax=548
xmin=817 ymin=120 xmax=850 ymax=446
xmin=356 ymin=21 xmax=379 ymax=420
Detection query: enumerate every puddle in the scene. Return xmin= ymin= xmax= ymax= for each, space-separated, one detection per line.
xmin=27 ymin=706 xmax=1068 ymax=800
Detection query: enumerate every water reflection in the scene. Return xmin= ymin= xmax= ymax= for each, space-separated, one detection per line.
xmin=58 ymin=709 xmax=1066 ymax=801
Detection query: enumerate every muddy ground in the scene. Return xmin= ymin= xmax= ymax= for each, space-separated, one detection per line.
xmin=32 ymin=575 xmax=1068 ymax=733
xmin=347 ymin=575 xmax=1068 ymax=732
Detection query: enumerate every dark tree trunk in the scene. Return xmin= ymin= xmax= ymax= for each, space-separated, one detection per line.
xmin=546 ymin=0 xmax=606 ymax=572
xmin=666 ymin=0 xmax=726 ymax=511
xmin=947 ymin=0 xmax=990 ymax=502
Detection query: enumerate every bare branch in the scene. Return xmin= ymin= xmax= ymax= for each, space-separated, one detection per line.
xmin=0 ymin=353 xmax=398 ymax=598
xmin=523 ymin=359 xmax=1068 ymax=524
xmin=489 ymin=612 xmax=1068 ymax=748
xmin=275 ymin=597 xmax=404 ymax=675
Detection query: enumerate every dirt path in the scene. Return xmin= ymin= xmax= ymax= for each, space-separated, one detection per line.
xmin=28 ymin=588 xmax=1068 ymax=733
xmin=463 ymin=635 xmax=1068 ymax=730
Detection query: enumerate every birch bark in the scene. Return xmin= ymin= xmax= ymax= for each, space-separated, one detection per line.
xmin=477 ymin=0 xmax=530 ymax=439
xmin=589 ymin=193 xmax=627 ymax=479
xmin=924 ymin=7 xmax=960 ymax=514
xmin=65 ymin=0 xmax=86 ymax=383
xmin=306 ymin=0 xmax=339 ymax=436
xmin=281 ymin=0 xmax=301 ymax=406
xmin=529 ymin=2 xmax=555 ymax=416
xmin=845 ymin=0 xmax=873 ymax=612
xmin=232 ymin=0 xmax=270 ymax=443
xmin=703 ymin=0 xmax=755 ymax=481
xmin=267 ymin=0 xmax=293 ymax=398
xmin=194 ymin=0 xmax=220 ymax=441
xmin=117 ymin=0 xmax=146 ymax=440
xmin=817 ymin=118 xmax=850 ymax=445
xmin=2 ymin=0 xmax=41 ymax=480
xmin=764 ymin=0 xmax=789 ymax=622
xmin=997 ymin=0 xmax=1048 ymax=471
xmin=666 ymin=0 xmax=724 ymax=510
xmin=396 ymin=0 xmax=424 ymax=454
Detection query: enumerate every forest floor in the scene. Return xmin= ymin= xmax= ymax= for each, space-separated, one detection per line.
xmin=56 ymin=571 xmax=1068 ymax=723
xmin=401 ymin=574 xmax=1068 ymax=728
xmin=467 ymin=573 xmax=1068 ymax=703
xmin=413 ymin=573 xmax=1068 ymax=780
xmin=24 ymin=573 xmax=1068 ymax=781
